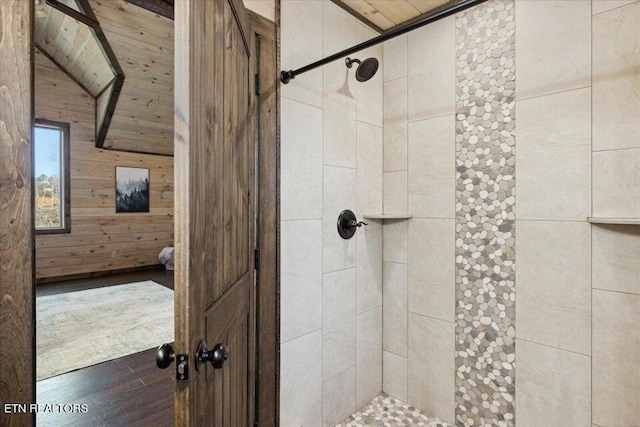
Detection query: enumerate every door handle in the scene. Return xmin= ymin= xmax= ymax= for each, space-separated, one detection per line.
xmin=156 ymin=343 xmax=175 ymax=369
xmin=196 ymin=341 xmax=229 ymax=370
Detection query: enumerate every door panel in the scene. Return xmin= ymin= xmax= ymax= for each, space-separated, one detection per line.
xmin=174 ymin=0 xmax=255 ymax=424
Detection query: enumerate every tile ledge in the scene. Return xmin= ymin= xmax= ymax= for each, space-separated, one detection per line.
xmin=363 ymin=214 xmax=413 ymax=220
xmin=587 ymin=217 xmax=640 ymax=225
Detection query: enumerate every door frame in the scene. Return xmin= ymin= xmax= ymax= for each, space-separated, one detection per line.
xmin=0 ymin=1 xmax=279 ymax=425
xmin=248 ymin=9 xmax=280 ymax=426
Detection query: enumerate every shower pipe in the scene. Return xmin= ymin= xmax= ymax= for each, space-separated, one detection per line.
xmin=280 ymin=0 xmax=489 ymax=84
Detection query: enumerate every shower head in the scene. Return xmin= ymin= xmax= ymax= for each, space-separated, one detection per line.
xmin=345 ymin=57 xmax=379 ymax=82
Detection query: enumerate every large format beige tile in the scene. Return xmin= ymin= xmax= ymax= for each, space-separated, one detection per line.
xmin=592 ymin=225 xmax=640 ymax=294
xmin=517 ymin=221 xmax=591 ymax=355
xmin=407 ymin=15 xmax=455 ymax=121
xmin=356 ymin=23 xmax=383 ymax=127
xmin=408 ymin=115 xmax=455 ymax=219
xmin=280 ymin=220 xmax=323 ymax=343
xmin=407 ymin=314 xmax=454 ymax=424
xmin=356 ymin=220 xmax=383 ymax=314
xmin=383 ymin=261 xmax=407 ymax=356
xmin=515 ymin=0 xmax=591 ymax=100
xmin=323 ymin=1 xmax=356 ymax=55
xmin=408 ymin=219 xmax=455 ymax=323
xmin=593 ymin=0 xmax=639 ymax=14
xmin=383 ymin=78 xmax=408 ymax=173
xmin=383 ymin=351 xmax=408 ymax=402
xmin=356 ymin=307 xmax=382 ymax=409
xmin=280 ymin=330 xmax=323 ymax=426
xmin=517 ymin=88 xmax=591 ymax=221
xmin=593 ymin=148 xmax=640 ymax=218
xmin=323 ymin=84 xmax=357 ymax=169
xmin=383 ymin=34 xmax=407 ymax=82
xmin=516 ymin=339 xmax=591 ymax=427
xmin=281 ymin=98 xmax=323 ymax=220
xmin=281 ymin=0 xmax=323 ymax=107
xmin=323 ymin=166 xmax=357 ymax=273
xmin=357 ymin=121 xmax=383 ymax=216
xmin=593 ymin=290 xmax=640 ymax=426
xmin=323 ymin=366 xmax=356 ymax=427
xmin=383 ymin=220 xmax=408 ymax=264
xmin=383 ymin=171 xmax=407 ymax=214
xmin=593 ymin=2 xmax=640 ymax=150
xmin=323 ymin=2 xmax=357 ymax=169
xmin=323 ymin=268 xmax=356 ymax=380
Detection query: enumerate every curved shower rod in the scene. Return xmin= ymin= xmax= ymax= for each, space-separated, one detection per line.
xmin=280 ymin=0 xmax=488 ymax=84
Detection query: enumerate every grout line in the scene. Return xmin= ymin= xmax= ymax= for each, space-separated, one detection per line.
xmin=592 ymin=146 xmax=640 ymax=153
xmin=382 ymin=348 xmax=408 ymax=360
xmin=590 ymin=5 xmax=594 ymax=423
xmin=592 ymin=287 xmax=640 ymax=297
xmin=322 ymin=362 xmax=357 ymax=384
xmin=407 ymin=311 xmax=455 ymax=325
xmin=382 ymin=260 xmax=408 ymax=266
xmin=280 ymin=218 xmax=322 ymax=222
xmin=280 ymin=326 xmax=323 ymax=346
xmin=322 ymin=164 xmax=357 ymax=170
xmin=281 ymin=95 xmax=323 ymax=111
xmin=591 ymin=0 xmax=640 ymax=16
xmin=514 ymin=84 xmax=592 ymax=104
xmin=515 ymin=337 xmax=592 ymax=358
xmin=383 ymin=75 xmax=409 ymax=85
xmin=356 ymin=119 xmax=382 ymax=129
xmin=407 ymin=112 xmax=455 ymax=124
xmin=515 ymin=218 xmax=591 ymax=224
xmin=321 ymin=4 xmax=325 ymax=421
xmin=410 ymin=215 xmax=456 ymax=220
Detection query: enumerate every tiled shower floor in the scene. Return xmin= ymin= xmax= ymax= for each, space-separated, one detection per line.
xmin=336 ymin=394 xmax=450 ymax=427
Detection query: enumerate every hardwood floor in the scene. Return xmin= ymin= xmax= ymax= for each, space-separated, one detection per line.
xmin=36 ymin=268 xmax=174 ymax=426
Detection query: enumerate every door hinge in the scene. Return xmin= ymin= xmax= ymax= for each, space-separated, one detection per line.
xmin=255 ymin=73 xmax=260 ymax=96
xmin=254 ymin=248 xmax=260 ymax=270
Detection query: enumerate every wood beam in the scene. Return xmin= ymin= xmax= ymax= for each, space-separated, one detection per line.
xmin=123 ymin=0 xmax=174 ymax=20
xmin=45 ymin=0 xmax=99 ymax=28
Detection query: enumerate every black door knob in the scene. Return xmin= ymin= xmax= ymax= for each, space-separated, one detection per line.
xmin=197 ymin=341 xmax=229 ymax=369
xmin=156 ymin=343 xmax=175 ymax=369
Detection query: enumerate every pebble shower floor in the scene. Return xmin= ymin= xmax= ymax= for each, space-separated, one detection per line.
xmin=337 ymin=394 xmax=450 ymax=427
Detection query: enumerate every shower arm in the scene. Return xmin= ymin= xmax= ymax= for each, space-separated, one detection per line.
xmin=280 ymin=0 xmax=488 ymax=84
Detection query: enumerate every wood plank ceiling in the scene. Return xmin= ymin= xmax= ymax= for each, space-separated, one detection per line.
xmin=35 ymin=2 xmax=114 ymax=98
xmin=90 ymin=0 xmax=174 ymax=155
xmin=35 ymin=0 xmax=174 ymax=156
xmin=333 ymin=0 xmax=452 ymax=32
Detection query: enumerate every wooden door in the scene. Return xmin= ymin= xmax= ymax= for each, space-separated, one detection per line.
xmin=0 ymin=1 xmax=36 ymax=426
xmin=174 ymin=0 xmax=255 ymax=425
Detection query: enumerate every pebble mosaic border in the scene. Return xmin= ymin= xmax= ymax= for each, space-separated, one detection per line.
xmin=454 ymin=1 xmax=516 ymax=426
xmin=336 ymin=393 xmax=450 ymax=427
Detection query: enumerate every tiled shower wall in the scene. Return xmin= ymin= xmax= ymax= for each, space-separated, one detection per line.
xmin=381 ymin=0 xmax=640 ymax=426
xmin=280 ymin=1 xmax=384 ymax=425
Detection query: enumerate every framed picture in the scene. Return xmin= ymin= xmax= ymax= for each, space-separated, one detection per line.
xmin=115 ymin=167 xmax=149 ymax=213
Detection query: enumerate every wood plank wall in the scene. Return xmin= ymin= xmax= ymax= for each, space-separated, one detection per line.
xmin=35 ymin=50 xmax=174 ymax=280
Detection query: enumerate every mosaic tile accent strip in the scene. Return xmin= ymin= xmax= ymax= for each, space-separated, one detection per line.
xmin=454 ymin=1 xmax=516 ymax=426
xmin=337 ymin=393 xmax=450 ymax=427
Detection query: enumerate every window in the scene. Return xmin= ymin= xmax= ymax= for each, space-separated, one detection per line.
xmin=34 ymin=119 xmax=70 ymax=234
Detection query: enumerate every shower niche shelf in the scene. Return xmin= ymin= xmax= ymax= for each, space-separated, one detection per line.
xmin=587 ymin=217 xmax=640 ymax=225
xmin=363 ymin=213 xmax=413 ymax=220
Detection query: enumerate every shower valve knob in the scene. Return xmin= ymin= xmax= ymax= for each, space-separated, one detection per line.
xmin=337 ymin=209 xmax=366 ymax=240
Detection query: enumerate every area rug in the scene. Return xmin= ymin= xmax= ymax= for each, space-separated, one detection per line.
xmin=36 ymin=280 xmax=174 ymax=381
